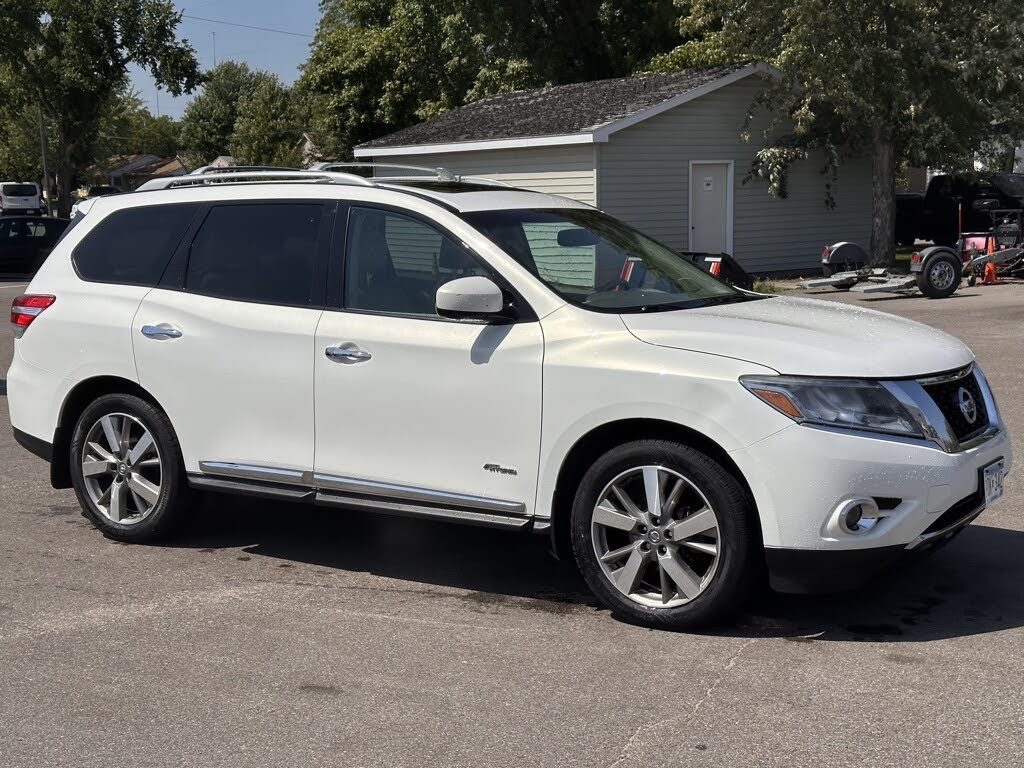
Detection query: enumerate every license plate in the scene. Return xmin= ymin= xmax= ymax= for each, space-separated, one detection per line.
xmin=983 ymin=459 xmax=1005 ymax=506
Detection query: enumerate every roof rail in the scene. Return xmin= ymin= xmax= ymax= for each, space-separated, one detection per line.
xmin=136 ymin=169 xmax=376 ymax=192
xmin=189 ymin=164 xmax=302 ymax=176
xmin=307 ymin=161 xmax=512 ymax=188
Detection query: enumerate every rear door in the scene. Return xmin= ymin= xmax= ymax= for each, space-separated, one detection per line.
xmin=133 ymin=200 xmax=333 ymax=478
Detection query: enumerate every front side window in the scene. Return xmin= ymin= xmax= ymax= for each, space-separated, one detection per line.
xmin=73 ymin=203 xmax=200 ymax=286
xmin=186 ymin=204 xmax=322 ymax=306
xmin=344 ymin=206 xmax=491 ymax=316
xmin=464 ymin=209 xmax=754 ymax=312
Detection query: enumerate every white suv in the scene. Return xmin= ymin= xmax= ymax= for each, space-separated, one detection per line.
xmin=7 ymin=167 xmax=1012 ymax=628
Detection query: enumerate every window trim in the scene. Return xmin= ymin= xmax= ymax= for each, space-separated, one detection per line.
xmin=71 ymin=202 xmax=205 ymax=288
xmin=328 ymin=201 xmax=537 ymax=324
xmin=163 ymin=199 xmax=336 ymax=310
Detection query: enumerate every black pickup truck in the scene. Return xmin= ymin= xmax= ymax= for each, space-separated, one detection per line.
xmin=896 ymin=172 xmax=1024 ymax=246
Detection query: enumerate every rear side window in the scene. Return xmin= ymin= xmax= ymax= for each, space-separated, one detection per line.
xmin=185 ymin=203 xmax=323 ymax=306
xmin=73 ymin=204 xmax=200 ymax=286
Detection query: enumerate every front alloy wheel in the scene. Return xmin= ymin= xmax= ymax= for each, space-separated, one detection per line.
xmin=571 ymin=440 xmax=759 ymax=629
xmin=592 ymin=466 xmax=721 ymax=607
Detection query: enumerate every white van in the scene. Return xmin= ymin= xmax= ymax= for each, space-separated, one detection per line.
xmin=0 ymin=182 xmax=44 ymax=216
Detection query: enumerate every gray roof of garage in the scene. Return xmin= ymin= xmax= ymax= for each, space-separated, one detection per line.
xmin=356 ymin=62 xmax=755 ymax=150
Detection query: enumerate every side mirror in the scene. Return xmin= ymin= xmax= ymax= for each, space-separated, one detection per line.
xmin=436 ymin=276 xmax=506 ymax=320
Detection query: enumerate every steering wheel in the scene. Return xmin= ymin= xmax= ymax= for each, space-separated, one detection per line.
xmin=597 ymin=277 xmax=631 ymax=292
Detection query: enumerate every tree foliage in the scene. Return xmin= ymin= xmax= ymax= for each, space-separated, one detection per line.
xmin=178 ymin=61 xmax=264 ymax=166
xmin=651 ymin=0 xmax=1024 ymax=263
xmin=300 ymin=0 xmax=682 ymax=158
xmin=231 ymin=74 xmax=306 ymax=167
xmin=0 ymin=0 xmax=202 ymax=215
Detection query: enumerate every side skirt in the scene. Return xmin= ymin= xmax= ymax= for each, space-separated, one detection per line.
xmin=187 ymin=469 xmax=533 ymax=532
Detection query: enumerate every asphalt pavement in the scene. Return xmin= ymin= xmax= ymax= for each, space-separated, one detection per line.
xmin=1 ymin=277 xmax=1022 ymax=767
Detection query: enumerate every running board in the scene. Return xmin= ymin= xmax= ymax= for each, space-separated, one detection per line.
xmin=187 ymin=472 xmax=533 ymax=531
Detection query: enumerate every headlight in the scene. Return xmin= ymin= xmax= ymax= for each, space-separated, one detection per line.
xmin=740 ymin=375 xmax=925 ymax=437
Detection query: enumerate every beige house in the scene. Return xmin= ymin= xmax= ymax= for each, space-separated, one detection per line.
xmin=354 ymin=62 xmax=872 ymax=274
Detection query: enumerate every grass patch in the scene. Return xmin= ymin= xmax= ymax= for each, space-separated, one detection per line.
xmin=752 ymin=277 xmax=782 ymax=293
xmin=895 ymin=246 xmax=917 ymax=262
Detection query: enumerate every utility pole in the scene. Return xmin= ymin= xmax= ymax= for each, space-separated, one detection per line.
xmin=36 ymin=102 xmax=52 ymax=217
xmin=212 ymin=31 xmax=217 ymax=66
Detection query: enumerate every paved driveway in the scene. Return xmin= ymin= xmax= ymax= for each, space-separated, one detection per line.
xmin=1 ymin=278 xmax=1022 ymax=767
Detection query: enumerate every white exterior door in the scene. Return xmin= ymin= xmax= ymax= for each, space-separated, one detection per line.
xmin=312 ymin=205 xmax=543 ymax=515
xmin=133 ymin=201 xmax=329 ymax=475
xmin=689 ymin=162 xmax=733 ymax=254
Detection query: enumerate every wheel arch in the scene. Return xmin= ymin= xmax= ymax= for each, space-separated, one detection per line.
xmin=547 ymin=418 xmax=761 ymax=560
xmin=50 ymin=376 xmax=162 ymax=489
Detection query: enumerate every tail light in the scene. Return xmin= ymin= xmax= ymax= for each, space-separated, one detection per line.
xmin=11 ymin=294 xmax=56 ymax=338
xmin=911 ymin=252 xmax=921 ymax=263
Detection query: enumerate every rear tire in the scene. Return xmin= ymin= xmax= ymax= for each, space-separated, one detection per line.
xmin=570 ymin=440 xmax=760 ymax=629
xmin=69 ymin=393 xmax=190 ymax=542
xmin=916 ymin=251 xmax=962 ymax=299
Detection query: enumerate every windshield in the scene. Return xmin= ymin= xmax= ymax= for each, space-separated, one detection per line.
xmin=993 ymin=173 xmax=1024 ymax=198
xmin=2 ymin=183 xmax=37 ymax=197
xmin=464 ymin=208 xmax=756 ymax=312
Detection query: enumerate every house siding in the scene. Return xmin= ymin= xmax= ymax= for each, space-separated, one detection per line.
xmin=597 ymin=76 xmax=872 ymax=273
xmin=365 ymin=145 xmax=597 ymax=205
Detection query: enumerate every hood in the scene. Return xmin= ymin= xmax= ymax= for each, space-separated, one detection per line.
xmin=621 ymin=295 xmax=973 ymax=378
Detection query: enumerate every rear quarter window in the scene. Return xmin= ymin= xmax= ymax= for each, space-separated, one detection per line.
xmin=73 ymin=204 xmax=201 ymax=286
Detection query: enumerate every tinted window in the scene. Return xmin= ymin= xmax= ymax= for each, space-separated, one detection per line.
xmin=2 ymin=184 xmax=37 ymax=197
xmin=74 ymin=204 xmax=200 ymax=286
xmin=186 ymin=204 xmax=322 ymax=306
xmin=344 ymin=207 xmax=491 ymax=315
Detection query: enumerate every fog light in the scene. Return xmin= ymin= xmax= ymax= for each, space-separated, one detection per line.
xmin=836 ymin=498 xmax=880 ymax=535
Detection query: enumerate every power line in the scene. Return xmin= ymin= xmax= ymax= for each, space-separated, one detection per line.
xmin=182 ymin=14 xmax=314 ymax=39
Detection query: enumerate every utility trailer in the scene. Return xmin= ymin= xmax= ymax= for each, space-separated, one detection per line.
xmin=799 ymin=241 xmax=961 ymax=298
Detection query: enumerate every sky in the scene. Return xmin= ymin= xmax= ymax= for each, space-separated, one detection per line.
xmin=127 ymin=0 xmax=322 ymax=120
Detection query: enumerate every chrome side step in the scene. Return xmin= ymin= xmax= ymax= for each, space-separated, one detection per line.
xmin=189 ymin=461 xmax=532 ymax=531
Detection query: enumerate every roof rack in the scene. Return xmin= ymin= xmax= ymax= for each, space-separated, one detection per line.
xmin=307 ymin=162 xmax=512 ymax=188
xmin=135 ymin=169 xmax=376 ymax=192
xmin=188 ymin=164 xmax=302 ymax=176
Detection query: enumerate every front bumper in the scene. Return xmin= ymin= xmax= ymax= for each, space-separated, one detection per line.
xmin=729 ymin=412 xmax=1011 ymax=592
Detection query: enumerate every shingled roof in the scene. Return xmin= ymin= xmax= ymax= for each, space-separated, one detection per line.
xmin=356 ymin=62 xmax=762 ymax=153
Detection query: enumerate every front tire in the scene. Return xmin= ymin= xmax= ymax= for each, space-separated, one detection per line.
xmin=69 ymin=393 xmax=190 ymax=542
xmin=570 ymin=440 xmax=759 ymax=629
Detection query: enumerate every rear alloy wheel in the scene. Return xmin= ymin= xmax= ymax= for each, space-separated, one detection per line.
xmin=571 ymin=440 xmax=759 ymax=629
xmin=70 ymin=393 xmax=189 ymax=541
xmin=80 ymin=413 xmax=163 ymax=525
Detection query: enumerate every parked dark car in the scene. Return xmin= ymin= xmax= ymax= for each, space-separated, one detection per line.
xmin=896 ymin=172 xmax=1024 ymax=246
xmin=0 ymin=216 xmax=70 ymax=274
xmin=85 ymin=185 xmax=121 ymax=198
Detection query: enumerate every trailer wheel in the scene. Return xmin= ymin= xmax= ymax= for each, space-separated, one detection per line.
xmin=917 ymin=252 xmax=961 ymax=298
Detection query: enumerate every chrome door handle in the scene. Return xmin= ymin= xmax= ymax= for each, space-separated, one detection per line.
xmin=325 ymin=344 xmax=371 ymax=362
xmin=141 ymin=324 xmax=183 ymax=340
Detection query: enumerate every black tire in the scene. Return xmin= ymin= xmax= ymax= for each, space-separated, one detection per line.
xmin=570 ymin=440 xmax=760 ymax=629
xmin=69 ymin=393 xmax=190 ymax=542
xmin=916 ymin=251 xmax=962 ymax=299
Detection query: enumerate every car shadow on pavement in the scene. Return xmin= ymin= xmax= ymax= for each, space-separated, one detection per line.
xmin=166 ymin=495 xmax=1024 ymax=640
xmin=0 ymin=379 xmax=6 ymax=396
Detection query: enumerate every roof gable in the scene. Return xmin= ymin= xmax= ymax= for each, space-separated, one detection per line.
xmin=355 ymin=62 xmax=767 ymax=157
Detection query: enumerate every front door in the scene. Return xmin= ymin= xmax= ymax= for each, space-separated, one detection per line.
xmin=689 ymin=162 xmax=732 ymax=254
xmin=313 ymin=205 xmax=543 ymax=516
xmin=134 ymin=201 xmax=331 ymax=477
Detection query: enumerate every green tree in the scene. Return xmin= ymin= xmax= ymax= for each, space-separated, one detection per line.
xmin=230 ymin=75 xmax=305 ymax=167
xmin=0 ymin=0 xmax=202 ymax=215
xmin=178 ymin=61 xmax=264 ymax=167
xmin=301 ymin=0 xmax=682 ymax=159
xmin=651 ymin=0 xmax=1024 ymax=265
xmin=95 ymin=90 xmax=181 ymax=160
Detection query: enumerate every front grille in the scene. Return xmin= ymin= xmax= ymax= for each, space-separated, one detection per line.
xmin=921 ymin=368 xmax=989 ymax=443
